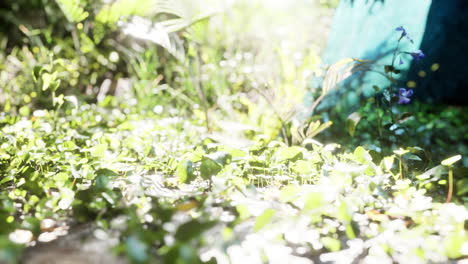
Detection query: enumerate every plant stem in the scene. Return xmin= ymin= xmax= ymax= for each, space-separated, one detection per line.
xmin=375 ymin=96 xmax=382 ymax=137
xmin=446 ymin=167 xmax=453 ymax=203
xmin=387 ymin=40 xmax=401 ymax=124
xmin=255 ymin=85 xmax=290 ymax=145
xmin=399 ymin=156 xmax=404 ymax=179
xmin=189 ymin=42 xmax=211 ymax=132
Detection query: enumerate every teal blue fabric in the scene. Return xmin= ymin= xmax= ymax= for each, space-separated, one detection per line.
xmin=314 ymin=0 xmax=468 ymax=108
xmin=407 ymin=0 xmax=468 ymax=104
xmin=315 ymin=0 xmax=431 ymax=110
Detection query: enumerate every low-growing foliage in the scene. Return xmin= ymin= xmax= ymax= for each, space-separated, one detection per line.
xmin=0 ymin=1 xmax=466 ymax=263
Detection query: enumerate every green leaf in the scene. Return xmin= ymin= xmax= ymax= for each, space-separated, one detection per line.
xmin=304 ymin=192 xmax=324 ymax=210
xmin=337 ymin=201 xmax=352 ymax=222
xmin=95 ymin=169 xmax=118 ymax=190
xmin=322 ymin=58 xmax=371 ymax=94
xmin=393 ymin=148 xmax=409 ymax=156
xmin=396 ymin=112 xmax=413 ymax=124
xmin=96 ymin=0 xmax=154 ymax=25
xmin=354 ymin=146 xmax=372 ymax=163
xmin=321 ymin=237 xmax=341 ymax=252
xmin=53 ymin=172 xmax=69 ymax=187
xmin=337 ymin=201 xmax=356 ymax=239
xmin=441 ymin=155 xmax=462 ymax=166
xmin=200 ymin=157 xmax=222 ymax=179
xmin=32 ymin=66 xmax=45 ymax=82
xmin=254 ymin=208 xmax=275 ymax=232
xmin=52 ymin=93 xmax=64 ymax=107
xmin=291 ymin=160 xmax=312 ymax=174
xmin=19 ymin=106 xmax=30 ymax=117
xmin=216 ymin=146 xmax=246 ymax=158
xmin=90 ymin=143 xmax=107 ymax=158
xmin=207 ymin=151 xmax=232 ymax=165
xmin=177 ymin=159 xmax=195 ymax=183
xmin=306 ymin=121 xmax=333 ymax=138
xmin=58 ymin=188 xmax=75 ymax=210
xmin=456 ymin=178 xmax=468 ymax=196
xmin=276 ymin=146 xmax=304 ymax=163
xmin=306 ymin=58 xmax=371 ymax=113
xmin=444 ymin=231 xmax=467 ymax=259
xmin=236 ymin=204 xmax=250 ymax=220
xmin=416 ymin=165 xmax=445 ymax=181
xmin=22 ymin=217 xmax=41 ymax=236
xmin=65 ymin=96 xmax=79 ymax=109
xmin=280 ymin=185 xmax=300 ymax=202
xmin=175 ymin=220 xmax=216 ymax=242
xmin=126 ymin=236 xmax=148 ymax=263
xmin=382 ymin=156 xmax=395 ymax=172
xmin=346 ymin=112 xmax=362 ymax=137
xmin=164 ymin=244 xmax=201 ymax=264
xmin=189 ymin=148 xmax=205 ymax=163
xmin=41 ymin=72 xmax=54 ymax=91
xmin=406 ymin=154 xmax=422 ymax=161
xmin=56 ymin=0 xmax=89 ymax=23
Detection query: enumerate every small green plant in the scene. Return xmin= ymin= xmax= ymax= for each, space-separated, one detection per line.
xmin=345 ymin=26 xmax=425 ymax=146
xmin=441 ymin=155 xmax=462 ymax=203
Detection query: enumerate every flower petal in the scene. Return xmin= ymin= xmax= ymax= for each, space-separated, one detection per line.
xmin=411 ymin=50 xmax=425 ymax=60
xmin=398 ymin=97 xmax=411 ymax=104
xmin=395 ymin=26 xmax=405 ymax=32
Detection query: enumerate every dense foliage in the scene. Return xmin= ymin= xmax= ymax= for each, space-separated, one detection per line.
xmin=0 ymin=0 xmax=466 ymax=263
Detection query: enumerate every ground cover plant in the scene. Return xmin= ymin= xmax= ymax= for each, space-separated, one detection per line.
xmin=0 ymin=0 xmax=467 ymax=263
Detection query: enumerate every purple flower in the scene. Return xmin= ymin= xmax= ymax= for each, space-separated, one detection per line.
xmin=395 ymin=26 xmax=406 ymax=35
xmin=409 ymin=50 xmax=425 ymax=60
xmin=395 ymin=26 xmax=414 ymax=43
xmin=398 ymin=88 xmax=413 ymax=104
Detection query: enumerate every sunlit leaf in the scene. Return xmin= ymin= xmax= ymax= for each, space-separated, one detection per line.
xmin=354 ymin=146 xmax=372 ymax=163
xmin=177 ymin=159 xmax=195 ymax=183
xmin=292 ymin=160 xmax=312 ymax=174
xmin=346 ymin=112 xmax=362 ymax=137
xmin=304 ymin=192 xmax=324 ymax=210
xmin=254 ymin=208 xmax=275 ymax=232
xmin=393 ymin=148 xmax=409 ymax=156
xmin=280 ymin=185 xmax=300 ymax=202
xmin=382 ymin=156 xmax=394 ymax=172
xmin=90 ymin=144 xmax=107 ymax=158
xmin=236 ymin=204 xmax=250 ymax=220
xmin=53 ymin=172 xmax=69 ymax=187
xmin=32 ymin=66 xmax=45 ymax=82
xmin=200 ymin=157 xmax=222 ymax=179
xmin=307 ymin=58 xmax=371 ymax=113
xmin=441 ymin=155 xmax=462 ymax=166
xmin=321 ymin=237 xmax=341 ymax=252
xmin=306 ymin=121 xmax=333 ymax=138
xmin=58 ymin=188 xmax=74 ymax=210
xmin=207 ymin=152 xmax=232 ymax=165
xmin=275 ymin=146 xmax=304 ymax=164
xmin=55 ymin=0 xmax=89 ymax=23
xmin=444 ymin=231 xmax=467 ymax=259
